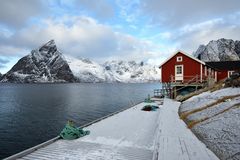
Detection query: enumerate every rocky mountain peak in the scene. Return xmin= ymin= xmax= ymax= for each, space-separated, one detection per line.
xmin=0 ymin=40 xmax=76 ymax=83
xmin=194 ymin=38 xmax=240 ymax=62
xmin=31 ymin=39 xmax=59 ymax=60
xmin=38 ymin=40 xmax=57 ymax=55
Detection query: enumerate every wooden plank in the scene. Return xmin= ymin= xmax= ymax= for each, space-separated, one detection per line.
xmin=154 ymin=99 xmax=219 ymax=160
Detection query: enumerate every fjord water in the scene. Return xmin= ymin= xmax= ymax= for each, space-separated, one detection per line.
xmin=0 ymin=83 xmax=160 ymax=159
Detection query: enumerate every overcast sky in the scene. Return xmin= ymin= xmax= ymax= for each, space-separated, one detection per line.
xmin=0 ymin=0 xmax=240 ymax=73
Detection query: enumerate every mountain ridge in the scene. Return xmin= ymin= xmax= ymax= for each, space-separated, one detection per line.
xmin=194 ymin=38 xmax=240 ymax=62
xmin=0 ymin=40 xmax=160 ymax=83
xmin=66 ymin=55 xmax=160 ymax=83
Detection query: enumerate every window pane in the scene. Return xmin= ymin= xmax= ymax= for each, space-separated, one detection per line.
xmin=177 ymin=66 xmax=182 ymax=74
xmin=177 ymin=56 xmax=182 ymax=62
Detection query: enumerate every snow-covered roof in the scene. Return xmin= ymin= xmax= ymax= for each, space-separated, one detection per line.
xmin=159 ymin=50 xmax=205 ymax=68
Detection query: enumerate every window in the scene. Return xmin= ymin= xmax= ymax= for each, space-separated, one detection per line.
xmin=228 ymin=71 xmax=234 ymax=78
xmin=176 ymin=66 xmax=182 ymax=74
xmin=176 ymin=56 xmax=182 ymax=62
xmin=175 ymin=65 xmax=184 ymax=81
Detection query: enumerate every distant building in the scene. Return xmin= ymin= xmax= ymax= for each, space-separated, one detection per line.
xmin=205 ymin=61 xmax=240 ymax=81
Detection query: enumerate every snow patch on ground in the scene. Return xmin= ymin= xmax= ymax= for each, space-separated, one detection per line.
xmin=81 ymin=102 xmax=160 ymax=150
xmin=193 ymin=106 xmax=240 ymax=160
xmin=180 ymin=88 xmax=240 ymax=113
xmin=180 ymin=87 xmax=240 ymax=160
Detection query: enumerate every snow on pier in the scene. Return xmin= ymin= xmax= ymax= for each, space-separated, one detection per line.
xmin=153 ymin=98 xmax=219 ymax=160
xmin=10 ymin=98 xmax=219 ymax=160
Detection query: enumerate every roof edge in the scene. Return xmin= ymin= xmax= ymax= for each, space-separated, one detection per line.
xmin=159 ymin=50 xmax=205 ymax=68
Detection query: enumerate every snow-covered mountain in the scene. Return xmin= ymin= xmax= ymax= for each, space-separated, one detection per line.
xmin=194 ymin=38 xmax=240 ymax=62
xmin=103 ymin=60 xmax=160 ymax=82
xmin=0 ymin=40 xmax=76 ymax=83
xmin=65 ymin=56 xmax=106 ymax=83
xmin=1 ymin=40 xmax=160 ymax=83
xmin=66 ymin=56 xmax=160 ymax=83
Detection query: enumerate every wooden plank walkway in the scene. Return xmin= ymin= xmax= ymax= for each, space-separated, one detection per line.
xmin=17 ymin=141 xmax=153 ymax=160
xmin=152 ymin=98 xmax=219 ymax=160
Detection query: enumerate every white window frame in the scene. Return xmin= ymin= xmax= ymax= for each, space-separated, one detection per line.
xmin=215 ymin=71 xmax=217 ymax=82
xmin=175 ymin=65 xmax=184 ymax=81
xmin=176 ymin=56 xmax=183 ymax=62
xmin=176 ymin=66 xmax=183 ymax=74
xmin=208 ymin=68 xmax=211 ymax=77
xmin=228 ymin=71 xmax=234 ymax=78
xmin=204 ymin=66 xmax=207 ymax=76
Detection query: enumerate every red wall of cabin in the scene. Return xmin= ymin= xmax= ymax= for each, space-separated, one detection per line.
xmin=161 ymin=52 xmax=202 ymax=83
xmin=217 ymin=71 xmax=228 ymax=81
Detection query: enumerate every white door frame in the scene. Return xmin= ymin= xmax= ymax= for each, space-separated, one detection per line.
xmin=175 ymin=65 xmax=184 ymax=81
xmin=228 ymin=71 xmax=234 ymax=78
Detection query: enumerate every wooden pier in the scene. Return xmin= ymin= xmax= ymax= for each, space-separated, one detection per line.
xmin=5 ymin=98 xmax=219 ymax=160
xmin=155 ymin=75 xmax=210 ymax=99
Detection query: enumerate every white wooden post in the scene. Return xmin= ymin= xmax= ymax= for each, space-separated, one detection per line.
xmin=200 ymin=64 xmax=203 ymax=83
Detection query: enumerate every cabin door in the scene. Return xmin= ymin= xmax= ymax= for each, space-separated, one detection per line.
xmin=175 ymin=65 xmax=183 ymax=82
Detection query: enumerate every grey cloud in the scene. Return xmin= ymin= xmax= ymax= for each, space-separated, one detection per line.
xmin=0 ymin=16 xmax=155 ymax=62
xmin=75 ymin=0 xmax=114 ymax=19
xmin=140 ymin=0 xmax=240 ymax=28
xmin=0 ymin=0 xmax=46 ymax=28
xmin=173 ymin=19 xmax=240 ymax=53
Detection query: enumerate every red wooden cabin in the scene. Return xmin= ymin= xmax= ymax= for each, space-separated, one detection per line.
xmin=206 ymin=61 xmax=240 ymax=81
xmin=159 ymin=51 xmax=217 ymax=83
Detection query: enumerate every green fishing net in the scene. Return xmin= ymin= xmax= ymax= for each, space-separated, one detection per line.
xmin=60 ymin=121 xmax=90 ymax=140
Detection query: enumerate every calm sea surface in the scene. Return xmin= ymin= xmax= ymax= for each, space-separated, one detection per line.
xmin=0 ymin=83 xmax=160 ymax=159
